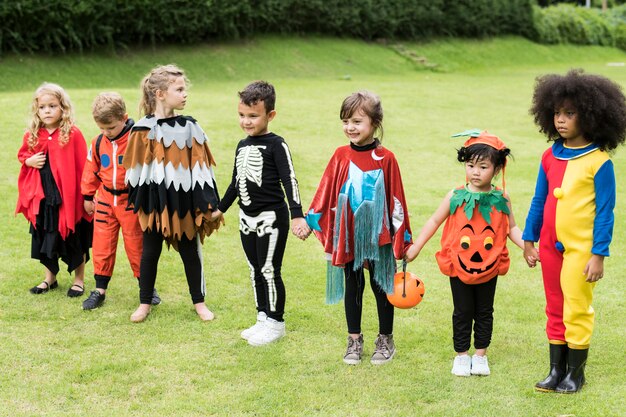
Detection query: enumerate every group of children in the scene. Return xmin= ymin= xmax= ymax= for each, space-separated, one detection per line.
xmin=16 ymin=65 xmax=626 ymax=394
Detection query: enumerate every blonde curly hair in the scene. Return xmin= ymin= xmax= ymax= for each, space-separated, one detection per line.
xmin=27 ymin=82 xmax=74 ymax=149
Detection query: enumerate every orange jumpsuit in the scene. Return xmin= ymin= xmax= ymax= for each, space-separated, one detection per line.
xmin=81 ymin=120 xmax=142 ymax=280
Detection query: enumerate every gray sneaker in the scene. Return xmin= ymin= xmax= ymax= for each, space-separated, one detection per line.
xmin=371 ymin=334 xmax=396 ymax=365
xmin=343 ymin=335 xmax=364 ymax=365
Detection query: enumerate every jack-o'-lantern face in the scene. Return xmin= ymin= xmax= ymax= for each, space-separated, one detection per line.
xmin=450 ymin=213 xmax=507 ymax=281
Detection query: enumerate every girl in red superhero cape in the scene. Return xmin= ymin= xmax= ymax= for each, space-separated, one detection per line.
xmin=524 ymin=70 xmax=626 ymax=393
xmin=16 ymin=83 xmax=92 ymax=297
xmin=404 ymin=130 xmax=523 ymax=377
xmin=305 ymin=91 xmax=413 ymax=365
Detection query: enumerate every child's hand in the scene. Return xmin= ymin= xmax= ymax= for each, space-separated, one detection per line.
xmin=583 ymin=254 xmax=604 ymax=282
xmin=84 ymin=200 xmax=95 ymax=216
xmin=291 ymin=217 xmax=311 ymax=240
xmin=523 ymin=241 xmax=540 ymax=268
xmin=26 ymin=152 xmax=46 ymax=169
xmin=211 ymin=209 xmax=223 ymax=222
xmin=403 ymin=244 xmax=420 ymax=263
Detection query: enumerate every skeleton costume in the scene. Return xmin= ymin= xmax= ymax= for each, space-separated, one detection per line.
xmin=218 ymin=132 xmax=303 ymax=322
xmin=123 ymin=115 xmax=220 ymax=304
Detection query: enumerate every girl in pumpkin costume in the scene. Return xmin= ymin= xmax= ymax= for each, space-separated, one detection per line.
xmin=405 ymin=130 xmax=523 ymax=377
xmin=524 ymin=70 xmax=626 ymax=393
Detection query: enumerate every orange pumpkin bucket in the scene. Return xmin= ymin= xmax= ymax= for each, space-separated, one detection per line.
xmin=387 ymin=262 xmax=425 ymax=309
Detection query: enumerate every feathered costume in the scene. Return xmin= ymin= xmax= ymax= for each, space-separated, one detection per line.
xmin=523 ymin=139 xmax=614 ymax=348
xmin=123 ymin=115 xmax=220 ymax=248
xmin=306 ymin=143 xmax=413 ymax=303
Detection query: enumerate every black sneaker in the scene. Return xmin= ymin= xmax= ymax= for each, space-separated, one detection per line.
xmin=151 ymin=288 xmax=162 ymax=305
xmin=82 ymin=290 xmax=105 ymax=310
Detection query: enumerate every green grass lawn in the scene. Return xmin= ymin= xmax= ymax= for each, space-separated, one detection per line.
xmin=1 ymin=36 xmax=625 ymax=417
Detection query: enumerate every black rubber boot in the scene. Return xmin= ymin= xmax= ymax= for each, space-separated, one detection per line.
xmin=535 ymin=343 xmax=567 ymax=392
xmin=555 ymin=348 xmax=588 ymax=394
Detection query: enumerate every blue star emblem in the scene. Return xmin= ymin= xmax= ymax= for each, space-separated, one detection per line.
xmin=306 ymin=209 xmax=322 ymax=232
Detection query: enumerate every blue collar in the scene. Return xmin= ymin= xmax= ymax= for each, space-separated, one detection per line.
xmin=552 ymin=139 xmax=599 ymax=160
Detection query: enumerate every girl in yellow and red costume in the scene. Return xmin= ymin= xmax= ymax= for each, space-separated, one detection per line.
xmin=405 ymin=130 xmax=524 ymax=377
xmin=305 ymin=91 xmax=413 ymax=366
xmin=524 ymin=70 xmax=626 ymax=394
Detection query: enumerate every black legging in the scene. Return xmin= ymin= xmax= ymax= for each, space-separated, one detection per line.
xmin=449 ymin=276 xmax=498 ymax=352
xmin=138 ymin=228 xmax=205 ymax=304
xmin=239 ymin=206 xmax=289 ymax=322
xmin=344 ymin=261 xmax=394 ymax=335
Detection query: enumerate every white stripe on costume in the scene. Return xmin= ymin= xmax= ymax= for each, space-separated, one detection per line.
xmin=239 ymin=210 xmax=279 ymax=312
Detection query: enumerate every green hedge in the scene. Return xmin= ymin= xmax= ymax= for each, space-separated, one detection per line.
xmin=532 ymin=4 xmax=626 ymax=48
xmin=0 ymin=0 xmax=535 ymax=54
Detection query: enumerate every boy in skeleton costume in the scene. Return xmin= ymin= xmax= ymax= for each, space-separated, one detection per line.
xmin=213 ymin=81 xmax=308 ymax=346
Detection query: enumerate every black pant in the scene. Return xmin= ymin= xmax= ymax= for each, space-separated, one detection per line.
xmin=449 ymin=276 xmax=498 ymax=352
xmin=239 ymin=206 xmax=289 ymax=322
xmin=138 ymin=228 xmax=205 ymax=304
xmin=344 ymin=261 xmax=394 ymax=335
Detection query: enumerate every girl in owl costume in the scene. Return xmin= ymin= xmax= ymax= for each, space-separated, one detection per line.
xmin=123 ymin=65 xmax=221 ymax=323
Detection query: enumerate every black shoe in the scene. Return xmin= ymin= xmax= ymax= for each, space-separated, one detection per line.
xmin=535 ymin=343 xmax=567 ymax=392
xmin=556 ymin=348 xmax=588 ymax=394
xmin=82 ymin=290 xmax=106 ymax=310
xmin=30 ymin=280 xmax=58 ymax=294
xmin=151 ymin=288 xmax=162 ymax=305
xmin=67 ymin=284 xmax=84 ymax=297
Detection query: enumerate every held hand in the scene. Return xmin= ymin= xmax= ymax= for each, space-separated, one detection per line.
xmin=26 ymin=152 xmax=46 ymax=169
xmin=523 ymin=242 xmax=540 ymax=268
xmin=84 ymin=201 xmax=95 ymax=216
xmin=583 ymin=254 xmax=604 ymax=282
xmin=403 ymin=243 xmax=420 ymax=263
xmin=291 ymin=217 xmax=311 ymax=241
xmin=210 ymin=209 xmax=223 ymax=222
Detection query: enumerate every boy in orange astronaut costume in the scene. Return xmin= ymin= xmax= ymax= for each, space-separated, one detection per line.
xmin=81 ymin=92 xmax=160 ymax=310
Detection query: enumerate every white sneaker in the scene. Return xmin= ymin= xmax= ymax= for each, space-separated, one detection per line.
xmin=241 ymin=312 xmax=267 ymax=340
xmin=451 ymin=354 xmax=471 ymax=377
xmin=471 ymin=354 xmax=491 ymax=376
xmin=247 ymin=317 xmax=286 ymax=346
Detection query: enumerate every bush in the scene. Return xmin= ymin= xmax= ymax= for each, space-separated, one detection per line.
xmin=533 ymin=4 xmax=615 ymax=46
xmin=0 ymin=0 xmax=535 ymax=55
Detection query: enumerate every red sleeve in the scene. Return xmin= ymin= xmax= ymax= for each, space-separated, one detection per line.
xmin=306 ymin=149 xmax=342 ymax=255
xmin=15 ymin=131 xmax=45 ymax=224
xmin=17 ymin=131 xmax=35 ymax=163
xmin=385 ymin=150 xmax=413 ymax=259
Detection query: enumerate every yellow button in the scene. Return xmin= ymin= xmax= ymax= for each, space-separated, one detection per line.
xmin=553 ymin=188 xmax=564 ymax=199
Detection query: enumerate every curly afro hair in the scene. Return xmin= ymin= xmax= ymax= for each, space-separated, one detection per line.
xmin=529 ymin=69 xmax=626 ymax=152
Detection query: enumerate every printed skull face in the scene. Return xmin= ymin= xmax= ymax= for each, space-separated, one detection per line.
xmin=450 ymin=213 xmax=507 ymax=282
